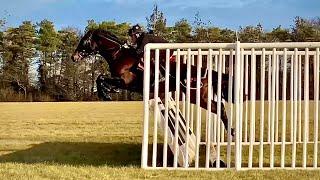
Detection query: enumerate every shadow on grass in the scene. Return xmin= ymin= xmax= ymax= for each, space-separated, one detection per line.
xmin=0 ymin=142 xmax=141 ymax=167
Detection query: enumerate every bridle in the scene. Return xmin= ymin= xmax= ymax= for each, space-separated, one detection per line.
xmin=78 ymin=32 xmax=98 ymax=58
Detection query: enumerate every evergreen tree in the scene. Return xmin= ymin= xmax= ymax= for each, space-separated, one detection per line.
xmin=292 ymin=16 xmax=320 ymax=42
xmin=2 ymin=21 xmax=36 ymax=98
xmin=58 ymin=28 xmax=80 ymax=100
xmin=85 ymin=20 xmax=130 ymax=42
xmin=85 ymin=19 xmax=99 ymax=32
xmin=266 ymin=26 xmax=292 ymax=42
xmin=238 ymin=23 xmax=265 ymax=42
xmin=36 ymin=19 xmax=60 ymax=93
xmin=173 ymin=19 xmax=192 ymax=42
xmin=219 ymin=28 xmax=236 ymax=43
xmin=0 ymin=18 xmax=5 ymax=77
xmin=146 ymin=4 xmax=168 ymax=37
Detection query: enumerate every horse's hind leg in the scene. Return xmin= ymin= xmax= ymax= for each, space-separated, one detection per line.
xmin=199 ymin=99 xmax=234 ymax=137
xmin=188 ymin=87 xmax=234 ymax=137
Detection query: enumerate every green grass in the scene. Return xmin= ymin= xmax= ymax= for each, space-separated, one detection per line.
xmin=0 ymin=101 xmax=320 ymax=179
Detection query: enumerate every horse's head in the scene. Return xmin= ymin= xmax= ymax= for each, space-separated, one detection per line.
xmin=72 ymin=30 xmax=98 ymax=62
xmin=72 ymin=29 xmax=124 ymax=63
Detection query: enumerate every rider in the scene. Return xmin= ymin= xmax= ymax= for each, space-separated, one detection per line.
xmin=128 ymin=24 xmax=168 ymax=59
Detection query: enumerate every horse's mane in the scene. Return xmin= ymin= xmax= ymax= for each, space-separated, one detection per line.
xmin=91 ymin=29 xmax=124 ymax=45
xmin=83 ymin=29 xmax=137 ymax=58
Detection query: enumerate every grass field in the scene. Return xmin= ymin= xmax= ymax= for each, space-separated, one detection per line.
xmin=0 ymin=102 xmax=320 ymax=179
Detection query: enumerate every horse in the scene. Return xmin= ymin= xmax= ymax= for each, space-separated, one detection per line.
xmin=71 ymin=29 xmax=235 ymax=137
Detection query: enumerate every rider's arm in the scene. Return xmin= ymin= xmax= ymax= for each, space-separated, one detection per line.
xmin=136 ymin=36 xmax=149 ymax=58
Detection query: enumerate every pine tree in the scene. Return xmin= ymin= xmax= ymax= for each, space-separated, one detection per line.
xmin=36 ymin=19 xmax=60 ymax=93
xmin=173 ymin=19 xmax=192 ymax=42
xmin=2 ymin=21 xmax=36 ymax=99
xmin=146 ymin=4 xmax=168 ymax=37
xmin=58 ymin=28 xmax=80 ymax=100
xmin=238 ymin=23 xmax=265 ymax=42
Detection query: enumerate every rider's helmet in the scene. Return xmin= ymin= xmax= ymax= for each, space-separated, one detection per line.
xmin=128 ymin=24 xmax=144 ymax=38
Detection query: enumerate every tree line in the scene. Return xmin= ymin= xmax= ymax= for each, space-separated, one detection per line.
xmin=0 ymin=5 xmax=319 ymax=101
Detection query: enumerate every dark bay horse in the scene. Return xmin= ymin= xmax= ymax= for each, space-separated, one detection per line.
xmin=72 ymin=29 xmax=234 ymax=136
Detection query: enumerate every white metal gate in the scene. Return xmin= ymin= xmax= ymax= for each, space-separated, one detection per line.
xmin=141 ymin=42 xmax=320 ymax=170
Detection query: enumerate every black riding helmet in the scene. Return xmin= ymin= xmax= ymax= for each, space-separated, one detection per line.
xmin=128 ymin=24 xmax=144 ymax=37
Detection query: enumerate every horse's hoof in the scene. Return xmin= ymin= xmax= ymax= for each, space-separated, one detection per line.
xmin=111 ymin=88 xmax=120 ymax=93
xmin=105 ymin=97 xmax=112 ymax=101
xmin=227 ymin=128 xmax=235 ymax=137
xmin=210 ymin=160 xmax=226 ymax=168
xmin=101 ymin=94 xmax=112 ymax=101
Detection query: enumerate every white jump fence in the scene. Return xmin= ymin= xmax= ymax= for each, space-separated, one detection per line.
xmin=141 ymin=42 xmax=320 ymax=170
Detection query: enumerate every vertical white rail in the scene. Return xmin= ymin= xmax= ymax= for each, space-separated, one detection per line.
xmin=290 ymin=55 xmax=294 ymax=142
xmin=205 ymin=49 xmax=213 ymax=168
xmin=314 ymin=48 xmax=319 ymax=168
xmin=244 ymin=55 xmax=249 ymax=143
xmin=162 ymin=49 xmax=170 ymax=167
xmin=152 ymin=49 xmax=160 ymax=167
xmin=239 ymin=47 xmax=245 ymax=169
xmin=268 ymin=54 xmax=272 ymax=142
xmin=222 ymin=54 xmax=226 ymax=73
xmin=205 ymin=55 xmax=210 ymax=144
xmin=298 ymin=55 xmax=302 ymax=142
xmin=281 ymin=48 xmax=288 ymax=168
xmin=141 ymin=46 xmax=151 ymax=168
xmin=213 ymin=54 xmax=218 ymax=143
xmin=190 ymin=55 xmax=195 ymax=131
xmin=275 ymin=55 xmax=280 ymax=142
xmin=227 ymin=50 xmax=234 ymax=168
xmin=173 ymin=49 xmax=181 ymax=168
xmin=249 ymin=48 xmax=256 ymax=168
xmin=259 ymin=48 xmax=266 ymax=168
xmin=292 ymin=48 xmax=298 ymax=168
xmin=235 ymin=41 xmax=242 ymax=170
xmin=184 ymin=49 xmax=192 ymax=167
xmin=216 ymin=48 xmax=223 ymax=168
xmin=270 ymin=48 xmax=276 ymax=168
xmin=302 ymin=48 xmax=309 ymax=168
xmin=195 ymin=49 xmax=202 ymax=168
xmin=214 ymin=55 xmax=218 ymax=71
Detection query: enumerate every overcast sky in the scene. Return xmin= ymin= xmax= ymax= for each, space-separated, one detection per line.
xmin=0 ymin=0 xmax=319 ymax=31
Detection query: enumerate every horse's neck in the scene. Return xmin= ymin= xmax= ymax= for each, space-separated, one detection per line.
xmin=93 ymin=33 xmax=122 ymax=64
xmin=98 ymin=50 xmax=115 ymax=65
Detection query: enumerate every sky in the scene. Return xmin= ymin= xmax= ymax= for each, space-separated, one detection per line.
xmin=0 ymin=0 xmax=319 ymax=31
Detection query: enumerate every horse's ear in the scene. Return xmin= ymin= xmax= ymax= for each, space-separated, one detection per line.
xmin=86 ymin=29 xmax=93 ymax=33
xmin=82 ymin=30 xmax=94 ymax=47
xmin=84 ymin=29 xmax=95 ymax=38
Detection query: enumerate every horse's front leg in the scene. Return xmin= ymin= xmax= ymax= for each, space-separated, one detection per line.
xmin=199 ymin=99 xmax=235 ymax=137
xmin=96 ymin=75 xmax=126 ymax=101
xmin=194 ymin=80 xmax=235 ymax=137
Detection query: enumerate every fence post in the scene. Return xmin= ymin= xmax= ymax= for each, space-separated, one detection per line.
xmin=235 ymin=41 xmax=242 ymax=170
xmin=141 ymin=45 xmax=151 ymax=168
